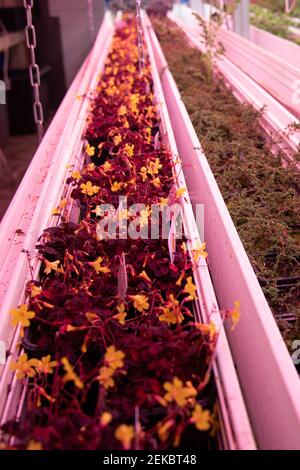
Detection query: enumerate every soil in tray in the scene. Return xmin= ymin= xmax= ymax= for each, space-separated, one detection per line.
xmin=152 ymin=17 xmax=300 ymax=348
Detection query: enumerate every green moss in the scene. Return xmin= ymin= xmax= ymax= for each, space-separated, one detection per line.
xmin=152 ymin=17 xmax=300 ymax=344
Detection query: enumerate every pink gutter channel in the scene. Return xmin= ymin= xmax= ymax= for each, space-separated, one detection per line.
xmin=250 ymin=25 xmax=300 ymax=70
xmin=143 ymin=15 xmax=256 ymax=450
xmin=144 ymin=14 xmax=300 ymax=450
xmin=169 ymin=7 xmax=300 ymax=170
xmin=0 ymin=12 xmax=115 ymax=424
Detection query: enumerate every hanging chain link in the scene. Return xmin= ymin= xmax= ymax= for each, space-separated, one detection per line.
xmin=86 ymin=0 xmax=95 ymax=44
xmin=136 ymin=0 xmax=145 ymax=75
xmin=23 ymin=0 xmax=44 ymax=142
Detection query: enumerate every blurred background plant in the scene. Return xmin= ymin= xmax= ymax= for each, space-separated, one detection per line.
xmin=250 ymin=3 xmax=300 ymax=44
xmin=108 ymin=0 xmax=175 ymax=15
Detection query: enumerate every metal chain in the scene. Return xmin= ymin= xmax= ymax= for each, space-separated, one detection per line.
xmin=23 ymin=0 xmax=44 ymax=142
xmin=136 ymin=0 xmax=145 ymax=75
xmin=87 ymin=0 xmax=95 ymax=44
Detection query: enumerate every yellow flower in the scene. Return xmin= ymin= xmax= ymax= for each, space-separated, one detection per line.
xmin=111 ymin=181 xmax=123 ymax=192
xmin=61 ymin=357 xmax=84 ymax=390
xmin=71 ymin=171 xmax=82 ymax=180
xmin=43 ymin=259 xmax=61 ymax=275
xmin=229 ymin=300 xmax=241 ymax=330
xmin=152 ymin=177 xmax=161 ymax=188
xmin=88 ymin=257 xmax=110 ymax=274
xmin=145 ymin=127 xmax=152 ymax=144
xmin=176 ymin=187 xmax=186 ymax=199
xmin=115 ymin=424 xmax=134 ymax=450
xmin=103 ymin=161 xmax=112 ymax=172
xmin=10 ymin=353 xmax=39 ymax=380
xmin=10 ymin=304 xmax=35 ymax=328
xmin=140 ymin=166 xmax=148 ymax=182
xmin=163 ymin=377 xmax=197 ymax=407
xmin=80 ymin=181 xmax=100 ymax=196
xmin=51 ymin=207 xmax=61 ymax=216
xmin=113 ymin=134 xmax=122 ymax=146
xmin=86 ymin=143 xmax=95 ymax=157
xmin=159 ymin=307 xmax=182 ymax=326
xmin=113 ymin=303 xmax=127 ymax=325
xmin=159 ymin=294 xmax=183 ymax=325
xmin=191 ymin=404 xmax=211 ymax=431
xmin=104 ymin=345 xmax=125 ymax=370
xmin=118 ymin=105 xmax=127 ymax=116
xmin=27 ymin=440 xmax=43 ymax=451
xmin=184 ymin=276 xmax=197 ymax=301
xmin=192 ymin=241 xmax=208 ymax=263
xmin=30 ymin=284 xmax=42 ymax=298
xmin=98 ymin=366 xmax=115 ymax=389
xmin=100 ymin=412 xmax=113 ymax=427
xmin=130 ymin=294 xmax=150 ymax=313
xmin=124 ymin=144 xmax=134 ymax=157
xmin=36 ymin=355 xmax=58 ymax=375
xmin=159 ymin=197 xmax=168 ymax=206
xmin=139 ymin=207 xmax=151 ymax=227
xmin=195 ymin=321 xmax=217 ymax=341
xmin=148 ymin=158 xmax=162 ymax=176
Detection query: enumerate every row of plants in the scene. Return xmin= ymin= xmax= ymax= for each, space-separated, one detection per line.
xmin=0 ymin=16 xmax=234 ymax=450
xmin=152 ymin=16 xmax=300 ymax=349
xmin=250 ymin=4 xmax=300 ymax=45
xmin=251 ymin=0 xmax=300 ymax=16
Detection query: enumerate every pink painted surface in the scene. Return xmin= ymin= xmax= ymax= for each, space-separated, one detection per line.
xmin=250 ymin=25 xmax=300 ymax=70
xmin=143 ymin=13 xmax=256 ymax=451
xmin=146 ymin=15 xmax=300 ymax=449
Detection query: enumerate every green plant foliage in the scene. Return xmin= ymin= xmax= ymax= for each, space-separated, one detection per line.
xmin=250 ymin=4 xmax=300 ymax=45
